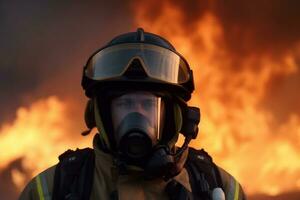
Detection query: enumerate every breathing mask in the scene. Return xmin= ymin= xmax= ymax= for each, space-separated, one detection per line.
xmin=111 ymin=92 xmax=164 ymax=164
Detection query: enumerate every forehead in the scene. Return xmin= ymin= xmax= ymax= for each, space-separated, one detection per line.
xmin=114 ymin=91 xmax=157 ymax=100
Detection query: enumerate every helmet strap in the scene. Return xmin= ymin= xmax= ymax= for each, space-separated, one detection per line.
xmin=94 ymin=98 xmax=112 ymax=149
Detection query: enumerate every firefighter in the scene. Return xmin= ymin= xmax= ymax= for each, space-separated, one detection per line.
xmin=19 ymin=28 xmax=246 ymax=200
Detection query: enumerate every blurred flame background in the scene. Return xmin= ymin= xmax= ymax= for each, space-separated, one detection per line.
xmin=0 ymin=1 xmax=300 ymax=199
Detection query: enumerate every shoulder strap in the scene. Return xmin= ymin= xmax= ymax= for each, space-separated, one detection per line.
xmin=52 ymin=148 xmax=95 ymax=200
xmin=185 ymin=147 xmax=223 ymax=200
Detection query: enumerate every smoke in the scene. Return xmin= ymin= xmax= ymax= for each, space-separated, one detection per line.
xmin=0 ymin=0 xmax=134 ymax=123
xmin=214 ymin=1 xmax=300 ymax=55
xmin=140 ymin=0 xmax=300 ymax=55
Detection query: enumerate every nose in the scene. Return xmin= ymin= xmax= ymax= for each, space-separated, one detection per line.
xmin=132 ymin=102 xmax=147 ymax=114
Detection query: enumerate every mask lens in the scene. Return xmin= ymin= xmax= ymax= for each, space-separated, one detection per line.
xmin=111 ymin=92 xmax=164 ymax=157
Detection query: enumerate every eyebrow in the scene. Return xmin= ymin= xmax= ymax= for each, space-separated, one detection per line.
xmin=118 ymin=96 xmax=154 ymax=101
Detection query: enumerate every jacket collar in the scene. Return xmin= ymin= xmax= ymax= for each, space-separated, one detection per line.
xmin=92 ymin=133 xmax=191 ymax=193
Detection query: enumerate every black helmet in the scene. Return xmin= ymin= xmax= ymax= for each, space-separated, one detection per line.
xmin=81 ymin=28 xmax=195 ymax=101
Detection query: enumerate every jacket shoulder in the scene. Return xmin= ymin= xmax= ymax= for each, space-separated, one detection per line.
xmin=187 ymin=147 xmax=246 ymax=200
xmin=19 ymin=165 xmax=56 ymax=200
xmin=217 ymin=167 xmax=247 ymax=200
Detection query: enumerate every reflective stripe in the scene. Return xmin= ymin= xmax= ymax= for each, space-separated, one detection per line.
xmin=227 ymin=176 xmax=240 ymax=200
xmin=35 ymin=174 xmax=51 ymax=200
xmin=36 ymin=176 xmax=45 ymax=200
xmin=41 ymin=173 xmax=51 ymax=200
xmin=234 ymin=179 xmax=240 ymax=200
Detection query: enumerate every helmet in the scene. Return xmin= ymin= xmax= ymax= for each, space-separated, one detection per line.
xmin=81 ymin=28 xmax=195 ymax=101
xmin=81 ymin=28 xmax=200 ymax=180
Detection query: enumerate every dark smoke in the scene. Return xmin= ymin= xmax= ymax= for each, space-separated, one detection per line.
xmin=214 ymin=1 xmax=300 ymax=56
xmin=0 ymin=0 xmax=134 ymax=124
xmin=151 ymin=0 xmax=300 ymax=56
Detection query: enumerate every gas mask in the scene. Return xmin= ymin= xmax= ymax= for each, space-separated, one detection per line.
xmin=111 ymin=91 xmax=164 ymax=165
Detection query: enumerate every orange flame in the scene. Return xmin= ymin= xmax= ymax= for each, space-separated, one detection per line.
xmin=133 ymin=1 xmax=300 ymax=195
xmin=0 ymin=96 xmax=91 ymax=191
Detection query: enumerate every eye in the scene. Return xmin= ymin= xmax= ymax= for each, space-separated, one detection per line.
xmin=116 ymin=99 xmax=134 ymax=109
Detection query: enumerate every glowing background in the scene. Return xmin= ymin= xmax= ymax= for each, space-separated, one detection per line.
xmin=0 ymin=1 xmax=299 ymax=199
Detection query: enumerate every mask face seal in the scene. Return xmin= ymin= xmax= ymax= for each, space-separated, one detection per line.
xmin=111 ymin=92 xmax=164 ymax=164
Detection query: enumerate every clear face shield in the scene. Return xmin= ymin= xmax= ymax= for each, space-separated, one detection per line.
xmin=111 ymin=92 xmax=164 ymax=159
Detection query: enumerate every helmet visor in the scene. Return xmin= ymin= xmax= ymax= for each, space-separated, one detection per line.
xmin=85 ymin=43 xmax=190 ymax=84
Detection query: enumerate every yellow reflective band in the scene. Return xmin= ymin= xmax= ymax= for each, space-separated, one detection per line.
xmin=36 ymin=175 xmax=45 ymax=200
xmin=234 ymin=179 xmax=240 ymax=200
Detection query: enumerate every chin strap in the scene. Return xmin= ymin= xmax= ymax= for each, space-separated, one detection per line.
xmin=173 ymin=136 xmax=192 ymax=159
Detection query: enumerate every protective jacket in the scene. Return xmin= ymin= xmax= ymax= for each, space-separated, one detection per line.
xmin=19 ymin=135 xmax=246 ymax=200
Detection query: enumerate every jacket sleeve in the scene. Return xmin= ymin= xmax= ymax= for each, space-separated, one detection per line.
xmin=18 ymin=178 xmax=36 ymax=200
xmin=218 ymin=167 xmax=247 ymax=200
xmin=19 ymin=166 xmax=56 ymax=200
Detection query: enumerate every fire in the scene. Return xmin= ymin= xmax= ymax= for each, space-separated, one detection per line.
xmin=0 ymin=96 xmax=91 ymax=191
xmin=132 ymin=1 xmax=300 ymax=195
xmin=1 ymin=2 xmax=299 ymax=197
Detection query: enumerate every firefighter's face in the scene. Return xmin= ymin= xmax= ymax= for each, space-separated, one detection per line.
xmin=111 ymin=92 xmax=164 ymax=146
